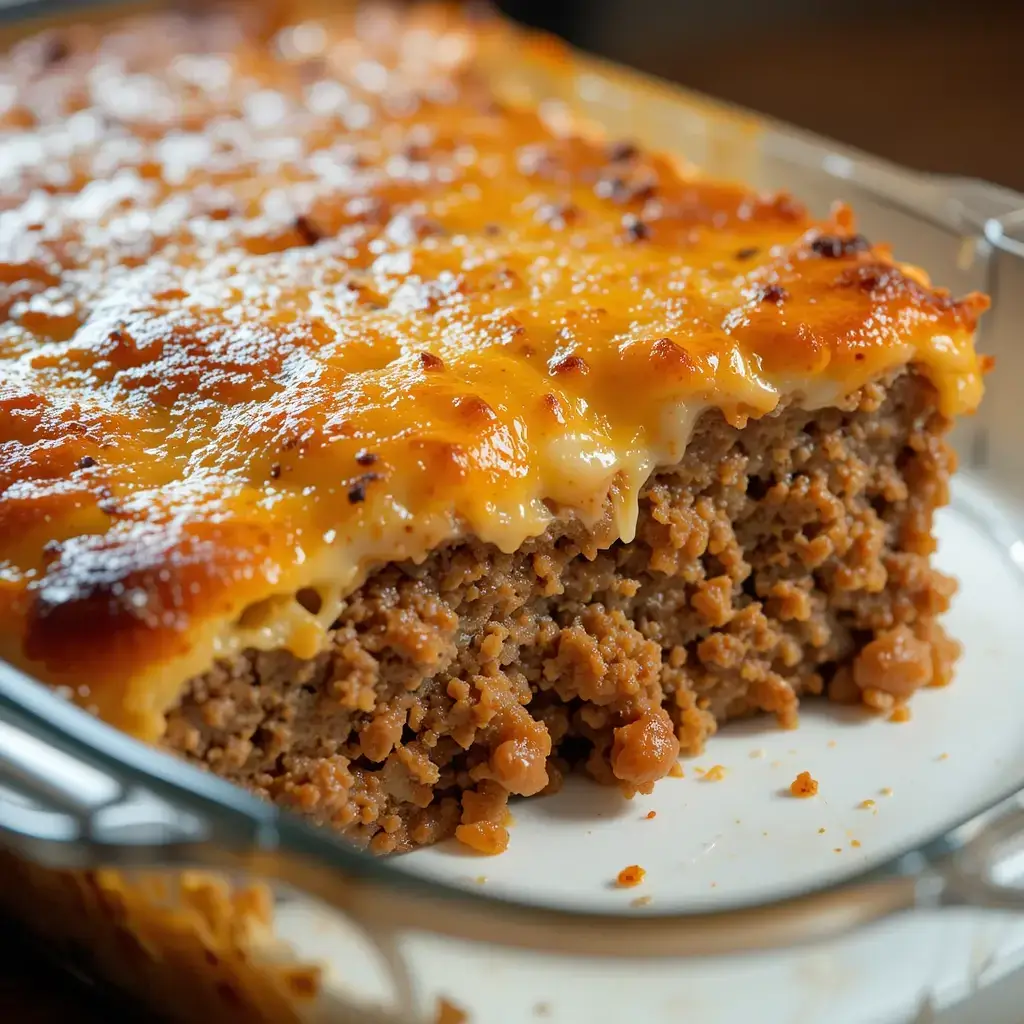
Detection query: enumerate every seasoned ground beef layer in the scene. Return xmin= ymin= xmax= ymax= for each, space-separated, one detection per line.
xmin=164 ymin=371 xmax=958 ymax=853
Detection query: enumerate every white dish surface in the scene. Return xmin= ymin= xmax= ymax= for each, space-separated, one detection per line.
xmin=398 ymin=475 xmax=1024 ymax=914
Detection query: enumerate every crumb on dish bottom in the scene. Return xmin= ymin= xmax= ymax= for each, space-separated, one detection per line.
xmin=164 ymin=371 xmax=959 ymax=854
xmin=790 ymin=771 xmax=819 ymax=798
xmin=616 ymin=866 xmax=647 ymax=888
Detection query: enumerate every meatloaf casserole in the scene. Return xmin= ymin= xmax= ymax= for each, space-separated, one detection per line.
xmin=0 ymin=3 xmax=988 ymax=854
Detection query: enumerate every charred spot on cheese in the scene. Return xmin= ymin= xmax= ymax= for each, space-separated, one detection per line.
xmin=451 ymin=394 xmax=497 ymax=422
xmin=622 ymin=214 xmax=650 ymax=242
xmin=760 ymin=284 xmax=789 ymax=305
xmin=810 ymin=234 xmax=870 ymax=259
xmin=40 ymin=34 xmax=70 ymax=68
xmin=548 ymin=353 xmax=590 ymax=376
xmin=347 ymin=473 xmax=382 ymax=504
xmin=293 ymin=214 xmax=323 ymax=246
xmin=606 ymin=140 xmax=639 ymax=163
xmin=536 ymin=201 xmax=579 ymax=229
xmin=541 ymin=392 xmax=567 ymax=424
xmin=595 ymin=172 xmax=658 ymax=204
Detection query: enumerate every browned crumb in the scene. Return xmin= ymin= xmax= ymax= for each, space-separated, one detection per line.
xmin=827 ymin=740 xmax=837 ymax=749
xmin=475 ymin=876 xmax=487 ymax=885
xmin=851 ymin=839 xmax=862 ymax=848
xmin=455 ymin=822 xmax=509 ymax=855
xmin=645 ymin=810 xmax=657 ymax=819
xmin=834 ymin=847 xmax=843 ymax=854
xmin=855 ymin=626 xmax=935 ymax=700
xmin=937 ymin=752 xmax=949 ymax=761
xmin=631 ymin=895 xmax=652 ymax=908
xmin=880 ymin=787 xmax=894 ymax=797
xmin=282 ymin=966 xmax=321 ymax=1000
xmin=703 ymin=765 xmax=727 ymax=782
xmin=789 ymin=771 xmax=819 ymax=798
xmin=888 ymin=705 xmax=911 ymax=723
xmin=818 ymin=827 xmax=826 ymax=834
xmin=668 ymin=763 xmax=685 ymax=779
xmin=437 ymin=997 xmax=468 ymax=1024
xmin=616 ymin=865 xmax=646 ymax=888
xmin=859 ymin=799 xmax=876 ymax=810
xmin=710 ymin=882 xmax=718 ymax=888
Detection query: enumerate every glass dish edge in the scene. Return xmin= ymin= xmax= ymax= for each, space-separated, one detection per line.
xmin=1 ymin=0 xmax=1024 ymax=958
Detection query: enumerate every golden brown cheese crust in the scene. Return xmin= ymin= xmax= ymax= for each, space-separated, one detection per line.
xmin=0 ymin=6 xmax=987 ymax=738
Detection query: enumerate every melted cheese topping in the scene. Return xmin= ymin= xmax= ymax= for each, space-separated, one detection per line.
xmin=0 ymin=6 xmax=987 ymax=739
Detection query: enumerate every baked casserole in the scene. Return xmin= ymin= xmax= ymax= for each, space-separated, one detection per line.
xmin=0 ymin=3 xmax=988 ymax=855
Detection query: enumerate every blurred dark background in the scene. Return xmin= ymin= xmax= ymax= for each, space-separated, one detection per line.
xmin=499 ymin=0 xmax=1024 ymax=191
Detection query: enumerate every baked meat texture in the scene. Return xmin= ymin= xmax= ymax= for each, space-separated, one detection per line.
xmin=0 ymin=5 xmax=988 ymax=853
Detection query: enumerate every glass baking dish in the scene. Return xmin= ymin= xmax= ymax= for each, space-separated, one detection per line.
xmin=4 ymin=2 xmax=1024 ymax=1021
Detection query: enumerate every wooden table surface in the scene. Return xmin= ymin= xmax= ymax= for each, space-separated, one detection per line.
xmin=539 ymin=0 xmax=1024 ymax=193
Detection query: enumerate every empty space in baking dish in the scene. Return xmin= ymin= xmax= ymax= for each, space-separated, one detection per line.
xmin=398 ymin=473 xmax=1024 ymax=914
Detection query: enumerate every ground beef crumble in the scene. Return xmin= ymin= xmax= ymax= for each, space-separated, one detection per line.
xmin=164 ymin=372 xmax=959 ymax=853
xmin=616 ymin=866 xmax=646 ymax=888
xmin=790 ymin=771 xmax=819 ymax=798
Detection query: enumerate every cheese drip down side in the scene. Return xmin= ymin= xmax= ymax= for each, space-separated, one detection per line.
xmin=0 ymin=6 xmax=988 ymax=739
